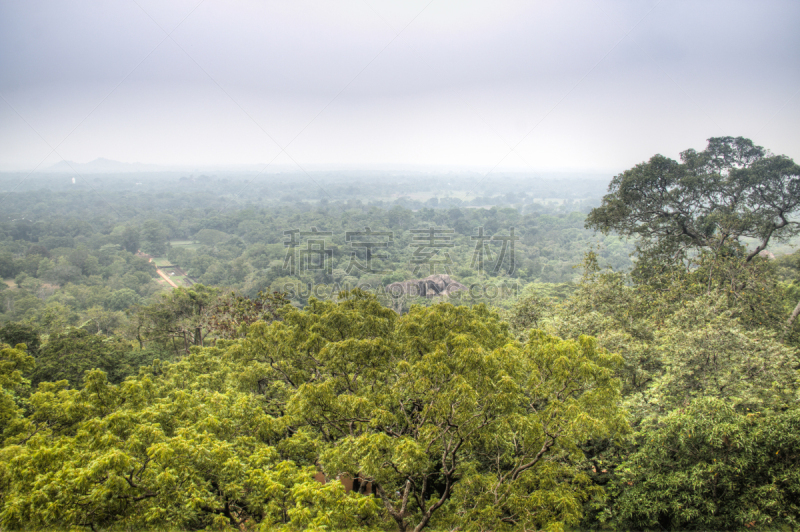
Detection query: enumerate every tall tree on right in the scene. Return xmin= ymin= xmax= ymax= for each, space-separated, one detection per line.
xmin=586 ymin=136 xmax=800 ymax=326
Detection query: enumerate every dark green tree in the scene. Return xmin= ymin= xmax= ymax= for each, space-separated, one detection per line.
xmin=130 ymin=285 xmax=219 ymax=354
xmin=205 ymin=290 xmax=289 ymax=339
xmin=30 ymin=328 xmax=136 ymax=387
xmin=586 ymin=137 xmax=800 ymax=328
xmin=586 ymin=137 xmax=800 ymax=265
xmin=140 ymin=220 xmax=167 ymax=256
xmin=611 ymin=398 xmax=800 ymax=531
xmin=0 ymin=252 xmax=16 ymax=279
xmin=0 ymin=323 xmax=40 ymax=354
xmin=106 ymin=288 xmax=140 ymax=311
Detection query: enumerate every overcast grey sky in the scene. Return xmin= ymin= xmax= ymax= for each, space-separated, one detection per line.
xmin=0 ymin=0 xmax=798 ymax=174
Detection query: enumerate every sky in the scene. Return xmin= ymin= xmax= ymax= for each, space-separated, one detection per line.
xmin=0 ymin=0 xmax=798 ymax=174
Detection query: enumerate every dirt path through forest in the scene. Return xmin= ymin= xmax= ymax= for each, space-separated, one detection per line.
xmin=155 ymin=268 xmax=179 ymax=288
xmin=138 ymin=251 xmax=195 ymax=288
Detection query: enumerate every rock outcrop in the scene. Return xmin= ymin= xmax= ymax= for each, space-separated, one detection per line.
xmin=386 ymin=274 xmax=467 ymax=298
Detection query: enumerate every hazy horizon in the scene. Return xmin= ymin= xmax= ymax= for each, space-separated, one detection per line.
xmin=4 ymin=156 xmax=616 ymax=177
xmin=2 ymin=0 xmax=799 ymax=176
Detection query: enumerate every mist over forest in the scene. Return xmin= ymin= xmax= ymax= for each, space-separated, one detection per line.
xmin=2 ymin=1 xmax=800 ymax=531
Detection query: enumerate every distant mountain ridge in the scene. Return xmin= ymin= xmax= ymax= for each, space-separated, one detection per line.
xmin=43 ymin=158 xmax=168 ymax=173
xmin=35 ymin=159 xmax=615 ymax=177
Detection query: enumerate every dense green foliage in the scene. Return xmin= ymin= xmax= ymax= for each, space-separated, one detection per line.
xmin=0 ymin=174 xmax=630 ymax=330
xmin=0 ymin=141 xmax=799 ymax=530
xmin=612 ymin=398 xmax=800 ymax=530
xmin=30 ymin=328 xmax=155 ymax=388
xmin=0 ymin=293 xmax=626 ymax=531
xmin=586 ymin=136 xmax=800 ymax=268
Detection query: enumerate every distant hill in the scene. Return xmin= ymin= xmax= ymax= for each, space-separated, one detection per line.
xmin=43 ymin=158 xmax=168 ymax=173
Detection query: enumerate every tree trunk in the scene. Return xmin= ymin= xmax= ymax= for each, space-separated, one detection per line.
xmin=788 ymin=299 xmax=800 ymax=328
xmin=136 ymin=324 xmax=144 ymax=349
xmin=374 ymin=483 xmax=408 ymax=532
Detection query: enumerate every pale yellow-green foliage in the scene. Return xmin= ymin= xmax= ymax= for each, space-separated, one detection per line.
xmin=0 ymin=292 xmax=627 ymax=532
xmin=536 ymin=261 xmax=800 ymax=424
xmin=0 ymin=342 xmax=35 ymax=440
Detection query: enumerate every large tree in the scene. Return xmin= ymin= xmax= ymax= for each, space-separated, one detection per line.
xmin=587 ymin=137 xmax=800 ymax=262
xmin=233 ymin=290 xmax=627 ymax=532
xmin=586 ymin=136 xmax=800 ymax=324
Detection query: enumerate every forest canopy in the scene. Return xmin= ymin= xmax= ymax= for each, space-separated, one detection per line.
xmin=0 ymin=138 xmax=799 ymax=531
